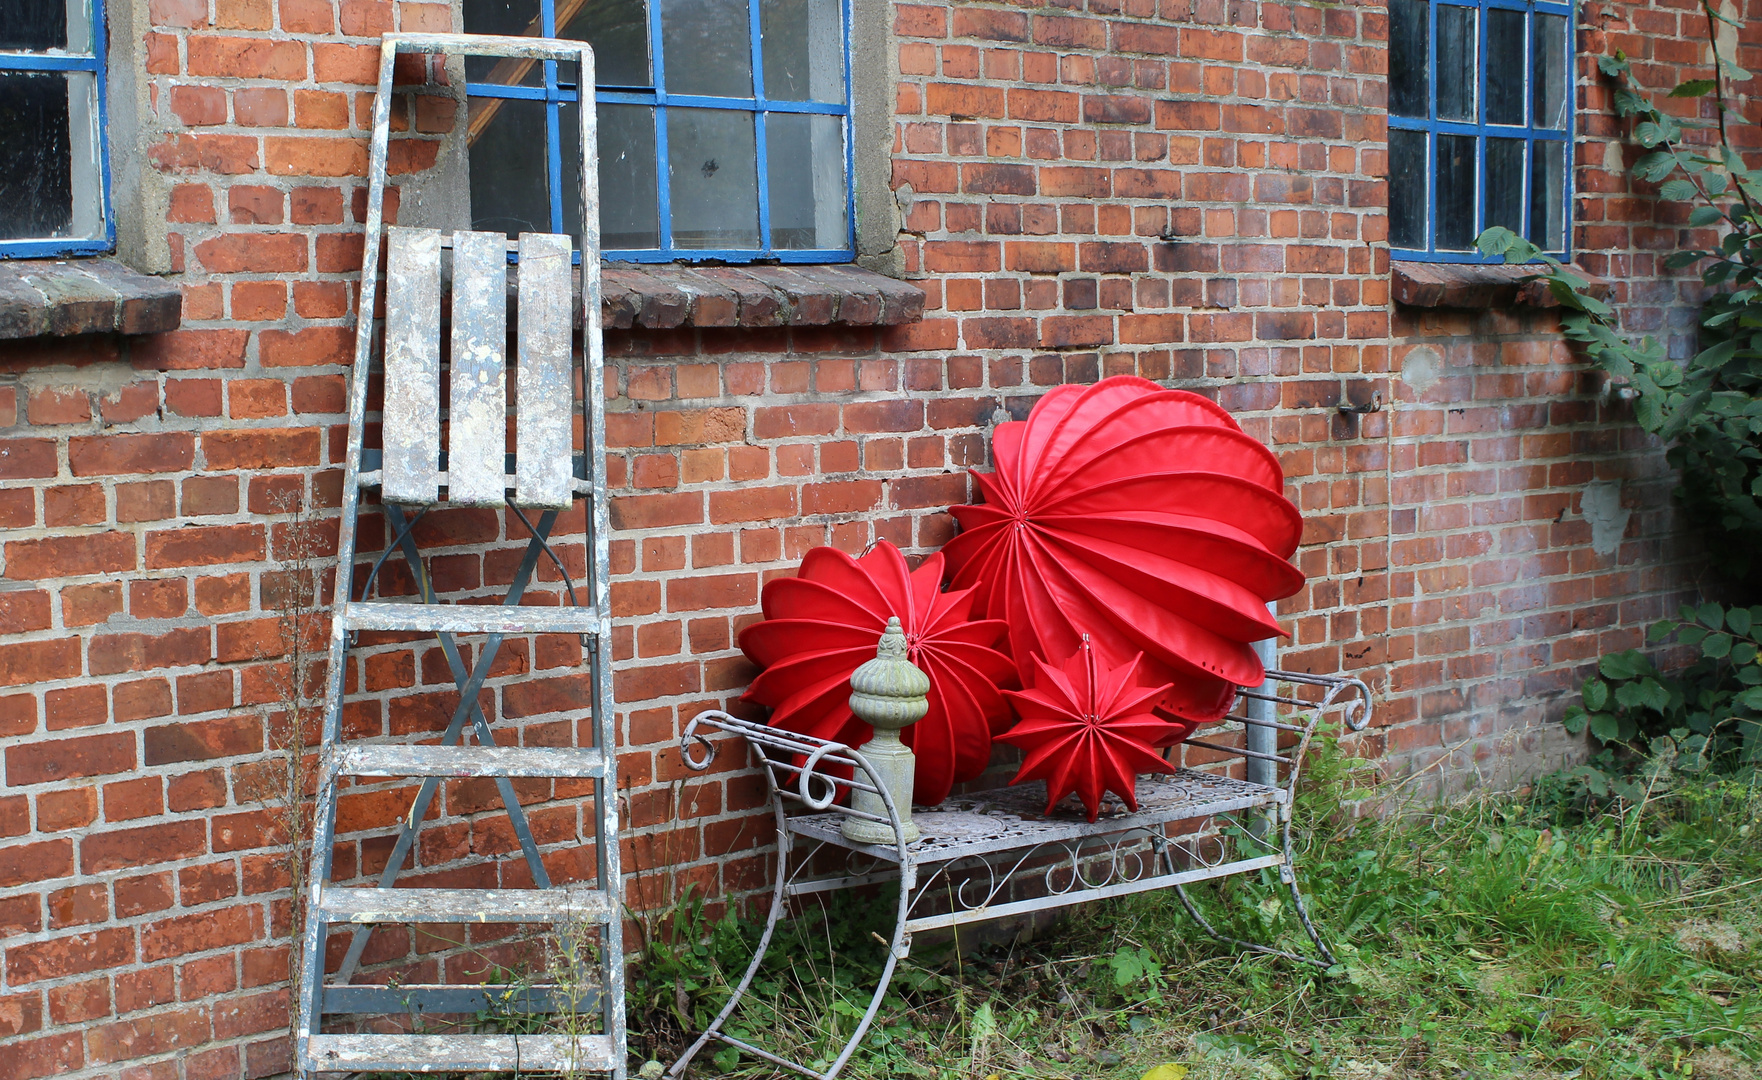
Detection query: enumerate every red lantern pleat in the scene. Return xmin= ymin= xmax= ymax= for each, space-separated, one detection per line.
xmin=738 ymin=541 xmax=1017 ymax=805
xmin=998 ymin=641 xmax=1189 ymax=821
xmin=943 ymin=375 xmax=1305 ymax=735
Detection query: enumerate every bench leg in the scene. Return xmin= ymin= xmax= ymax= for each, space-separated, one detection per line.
xmin=668 ymin=819 xmax=912 ymax=1079
xmin=1159 ymin=823 xmax=1338 ymax=969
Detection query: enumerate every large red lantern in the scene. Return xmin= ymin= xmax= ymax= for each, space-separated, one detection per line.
xmin=998 ymin=640 xmax=1186 ymax=822
xmin=941 ymin=376 xmax=1304 ymax=734
xmin=738 ymin=541 xmax=1017 ymax=805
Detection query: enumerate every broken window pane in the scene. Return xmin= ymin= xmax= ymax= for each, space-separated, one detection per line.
xmin=767 ymin=112 xmax=845 ymax=249
xmin=667 ymin=108 xmax=759 ymax=249
xmin=761 ymin=0 xmax=844 ymax=103
xmin=1387 ymin=0 xmax=1429 ymax=119
xmin=661 ymin=0 xmax=753 ymax=99
xmin=0 ymin=0 xmax=69 ymax=53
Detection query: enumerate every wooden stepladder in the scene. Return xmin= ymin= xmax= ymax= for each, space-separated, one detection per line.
xmin=297 ymin=34 xmax=624 ymax=1078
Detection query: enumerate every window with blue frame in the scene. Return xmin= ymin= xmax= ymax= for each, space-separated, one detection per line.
xmin=462 ymin=0 xmax=853 ymax=263
xmin=1387 ymin=0 xmax=1572 ymax=262
xmin=0 ymin=0 xmax=112 ymax=259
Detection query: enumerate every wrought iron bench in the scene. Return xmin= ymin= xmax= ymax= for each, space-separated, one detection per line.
xmin=668 ymin=669 xmax=1372 ymax=1080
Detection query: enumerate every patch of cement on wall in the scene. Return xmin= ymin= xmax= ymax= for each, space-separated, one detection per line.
xmin=1399 ymin=346 xmax=1444 ymax=397
xmin=1582 ymin=480 xmax=1631 ymax=556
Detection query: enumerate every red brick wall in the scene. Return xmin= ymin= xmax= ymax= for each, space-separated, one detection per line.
xmin=2 ymin=0 xmax=1756 ymax=1076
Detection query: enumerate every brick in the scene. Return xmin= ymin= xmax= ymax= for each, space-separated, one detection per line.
xmin=141 ymin=905 xmax=261 ymax=963
xmin=0 ymin=439 xmax=58 ymax=479
xmin=80 ymin=820 xmax=207 ymax=874
xmin=0 ymin=590 xmax=51 ymax=633
xmin=144 ymin=714 xmax=264 ymax=765
xmin=145 ymin=524 xmax=266 ymax=569
xmin=0 ymin=628 xmax=76 ymax=688
xmin=4 ymin=927 xmax=133 ymax=984
xmin=202 ymin=427 xmax=321 ymax=468
xmin=134 ymin=329 xmax=251 ymax=370
xmin=192 ymin=234 xmax=307 ymax=274
xmin=0 ymin=840 xmax=74 ymax=888
xmin=187 ymin=36 xmax=307 ymax=79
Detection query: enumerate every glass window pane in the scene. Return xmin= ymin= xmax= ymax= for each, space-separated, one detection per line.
xmin=1435 ymin=133 xmax=1476 ymax=249
xmin=561 ymin=0 xmax=652 ymax=87
xmin=468 ymin=96 xmax=557 ymax=237
xmin=0 ymin=71 xmax=73 ymax=241
xmin=666 ymin=108 xmax=759 ymax=249
xmin=661 ymin=0 xmax=754 ymax=99
xmin=1388 ymin=0 xmax=1429 ymax=118
xmin=462 ymin=0 xmax=545 ymax=84
xmin=1530 ymin=139 xmax=1566 ymax=250
xmin=0 ymin=0 xmax=68 ymax=52
xmin=1389 ymin=128 xmax=1427 ymax=250
xmin=597 ymin=104 xmax=660 ymax=249
xmin=761 ymin=0 xmax=844 ymax=103
xmin=1533 ymin=13 xmax=1569 ymax=130
xmin=1436 ymin=4 xmax=1477 ymax=122
xmin=1486 ymin=137 xmax=1525 ymax=233
xmin=1486 ymin=8 xmax=1526 ymax=125
xmin=766 ymin=113 xmax=845 ymax=249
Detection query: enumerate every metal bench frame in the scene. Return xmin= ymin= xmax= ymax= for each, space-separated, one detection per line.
xmin=668 ymin=670 xmax=1372 ymax=1080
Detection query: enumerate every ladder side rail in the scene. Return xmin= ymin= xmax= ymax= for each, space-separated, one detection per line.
xmin=302 ymin=37 xmax=401 ymax=1072
xmin=577 ymin=42 xmax=628 ymax=1079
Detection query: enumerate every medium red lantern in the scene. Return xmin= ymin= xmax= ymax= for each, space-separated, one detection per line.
xmin=998 ymin=640 xmax=1187 ymax=822
xmin=738 ymin=541 xmax=1018 ymax=806
xmin=942 ymin=375 xmax=1304 ymax=734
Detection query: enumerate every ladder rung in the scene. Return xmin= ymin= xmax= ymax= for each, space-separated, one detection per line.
xmin=304 ymin=1033 xmax=615 ymax=1073
xmin=317 ymin=886 xmax=613 ymax=925
xmin=335 ymin=744 xmax=608 ymax=779
xmin=343 ymin=600 xmax=604 ymax=636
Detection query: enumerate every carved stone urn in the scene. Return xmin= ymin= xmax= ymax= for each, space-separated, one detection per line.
xmin=842 ymin=616 xmax=927 ymax=844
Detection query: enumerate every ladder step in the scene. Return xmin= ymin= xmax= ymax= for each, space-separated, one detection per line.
xmin=335 ymin=744 xmax=608 ymax=779
xmin=343 ymin=600 xmax=604 ymax=636
xmin=317 ymin=886 xmax=613 ymax=925
xmin=304 ymin=1033 xmax=615 ymax=1073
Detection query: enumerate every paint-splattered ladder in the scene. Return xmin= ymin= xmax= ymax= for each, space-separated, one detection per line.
xmin=298 ymin=33 xmax=623 ymax=1079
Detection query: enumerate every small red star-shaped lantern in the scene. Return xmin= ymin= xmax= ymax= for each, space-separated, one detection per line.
xmin=998 ymin=639 xmax=1189 ymax=821
xmin=739 ymin=541 xmax=1017 ymax=806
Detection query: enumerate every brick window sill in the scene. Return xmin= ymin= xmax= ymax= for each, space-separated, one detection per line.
xmin=597 ymin=264 xmax=925 ymax=330
xmin=1392 ymin=260 xmax=1613 ymax=309
xmin=0 ymin=257 xmax=182 ymax=339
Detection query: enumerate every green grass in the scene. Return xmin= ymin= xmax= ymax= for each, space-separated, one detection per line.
xmin=630 ymin=748 xmax=1762 ymax=1080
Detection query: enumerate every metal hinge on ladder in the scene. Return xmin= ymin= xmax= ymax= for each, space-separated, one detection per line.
xmin=298 ymin=31 xmax=624 ymax=1080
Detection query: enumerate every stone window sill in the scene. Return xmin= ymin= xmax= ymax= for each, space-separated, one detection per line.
xmin=597 ymin=263 xmax=925 ymax=329
xmin=0 ymin=257 xmax=182 ymax=339
xmin=1392 ymin=260 xmax=1612 ymax=310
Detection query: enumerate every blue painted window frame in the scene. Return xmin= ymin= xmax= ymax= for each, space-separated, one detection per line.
xmin=1388 ymin=0 xmax=1574 ymax=264
xmin=465 ymin=0 xmax=856 ymax=264
xmin=0 ymin=0 xmax=116 ymax=259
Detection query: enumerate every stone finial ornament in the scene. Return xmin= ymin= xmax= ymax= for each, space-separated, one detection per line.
xmin=842 ymin=617 xmax=928 ymax=844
